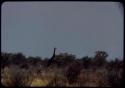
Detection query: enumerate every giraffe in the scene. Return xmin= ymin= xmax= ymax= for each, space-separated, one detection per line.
xmin=47 ymin=48 xmax=56 ymax=67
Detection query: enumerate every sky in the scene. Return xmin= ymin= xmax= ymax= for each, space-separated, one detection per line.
xmin=1 ymin=2 xmax=123 ymax=60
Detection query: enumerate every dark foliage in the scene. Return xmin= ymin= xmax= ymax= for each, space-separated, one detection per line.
xmin=65 ymin=61 xmax=83 ymax=84
xmin=1 ymin=51 xmax=123 ymax=87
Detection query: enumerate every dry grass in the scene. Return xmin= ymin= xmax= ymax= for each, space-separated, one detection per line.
xmin=1 ymin=64 xmax=123 ymax=87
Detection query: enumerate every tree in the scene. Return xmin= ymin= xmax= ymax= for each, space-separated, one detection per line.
xmin=93 ymin=51 xmax=108 ymax=67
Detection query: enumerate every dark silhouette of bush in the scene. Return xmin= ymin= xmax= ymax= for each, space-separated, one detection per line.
xmin=27 ymin=56 xmax=42 ymax=66
xmin=92 ymin=51 xmax=108 ymax=67
xmin=13 ymin=53 xmax=26 ymax=65
xmin=107 ymin=58 xmax=123 ymax=71
xmin=54 ymin=53 xmax=75 ymax=67
xmin=105 ymin=58 xmax=123 ymax=87
xmin=107 ymin=68 xmax=123 ymax=87
xmin=65 ymin=61 xmax=83 ymax=84
xmin=81 ymin=56 xmax=92 ymax=69
xmin=19 ymin=63 xmax=29 ymax=69
xmin=1 ymin=53 xmax=8 ymax=68
xmin=1 ymin=53 xmax=26 ymax=68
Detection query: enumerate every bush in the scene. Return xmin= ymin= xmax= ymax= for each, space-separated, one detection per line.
xmin=92 ymin=51 xmax=108 ymax=67
xmin=65 ymin=61 xmax=83 ymax=84
xmin=107 ymin=68 xmax=123 ymax=87
xmin=81 ymin=56 xmax=92 ymax=69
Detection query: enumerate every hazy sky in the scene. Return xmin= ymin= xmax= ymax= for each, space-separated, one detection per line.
xmin=2 ymin=2 xmax=123 ymax=59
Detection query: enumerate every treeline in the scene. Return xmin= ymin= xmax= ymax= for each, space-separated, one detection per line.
xmin=1 ymin=51 xmax=123 ymax=87
xmin=1 ymin=51 xmax=123 ymax=69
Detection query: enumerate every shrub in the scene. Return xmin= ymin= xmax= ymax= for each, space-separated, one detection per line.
xmin=65 ymin=61 xmax=83 ymax=84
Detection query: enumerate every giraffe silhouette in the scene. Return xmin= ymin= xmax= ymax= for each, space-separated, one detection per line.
xmin=47 ymin=48 xmax=56 ymax=67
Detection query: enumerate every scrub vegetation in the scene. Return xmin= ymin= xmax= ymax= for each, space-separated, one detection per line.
xmin=1 ymin=51 xmax=123 ymax=87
